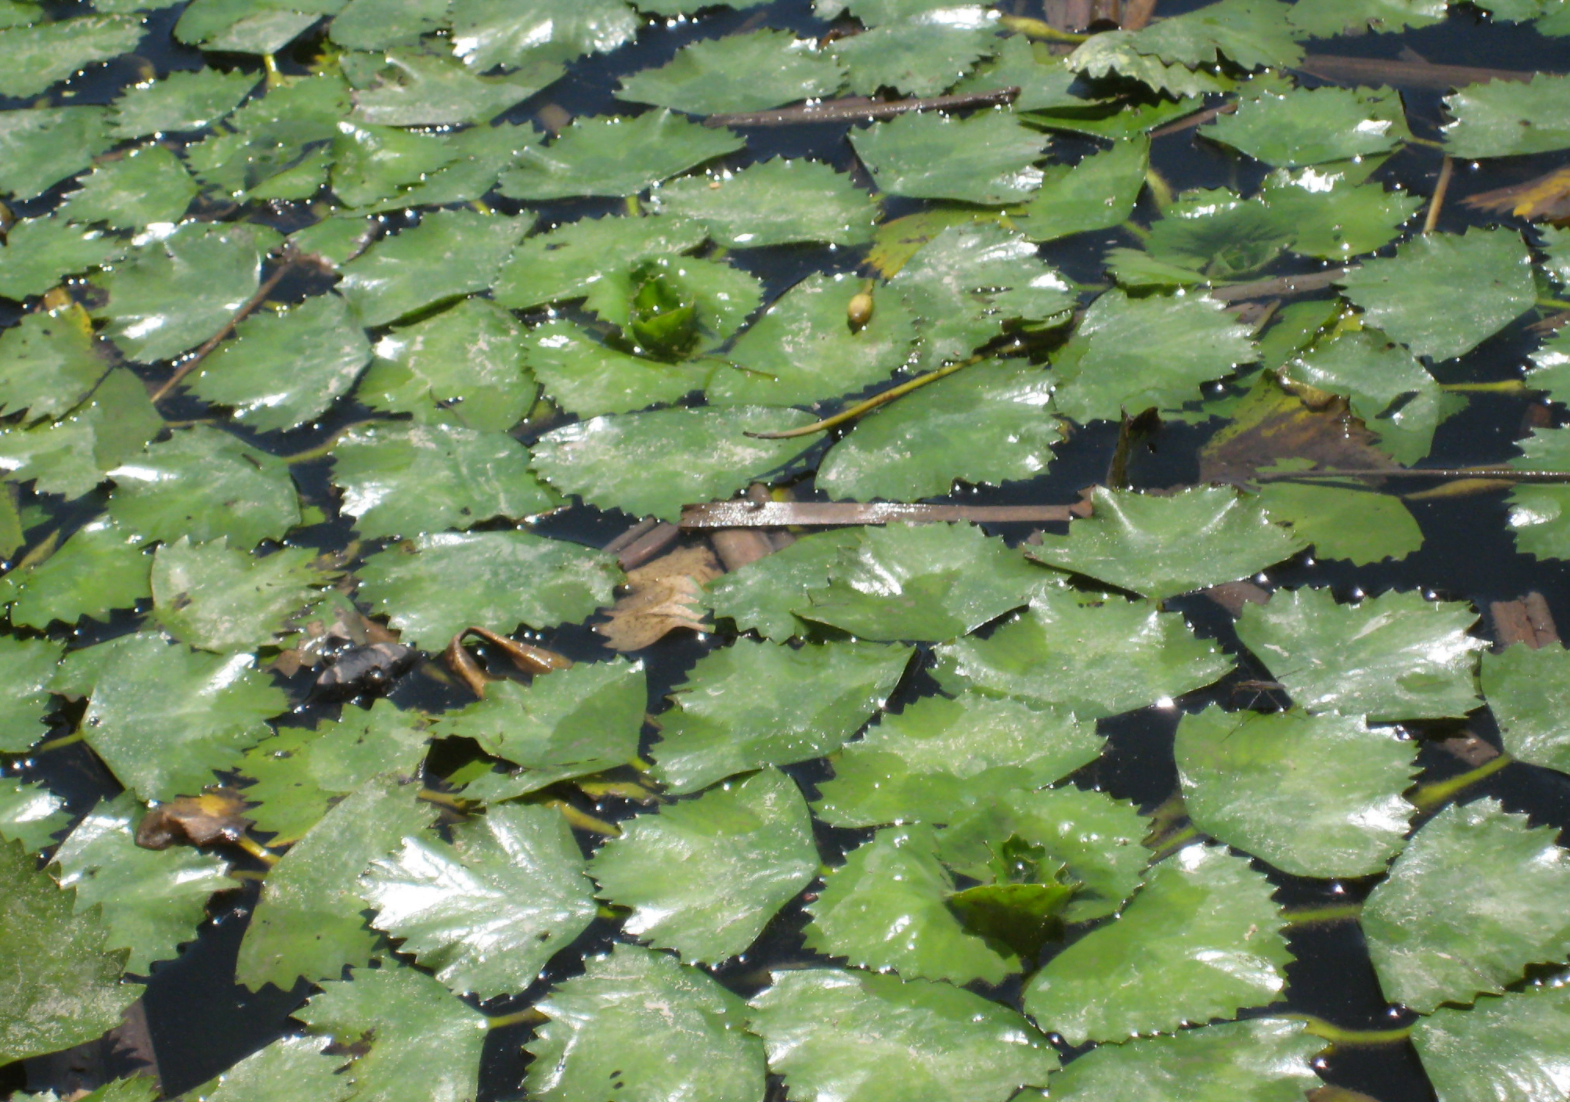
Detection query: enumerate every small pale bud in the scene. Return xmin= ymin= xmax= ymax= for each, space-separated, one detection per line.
xmin=847 ymin=290 xmax=874 ymax=331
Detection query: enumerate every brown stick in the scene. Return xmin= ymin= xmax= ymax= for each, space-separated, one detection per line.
xmin=1121 ymin=0 xmax=1157 ymax=29
xmin=1255 ymin=467 xmax=1570 ymax=483
xmin=1298 ymin=54 xmax=1542 ymax=90
xmin=1423 ymin=156 xmax=1454 ymax=235
xmin=1209 ymin=268 xmax=1348 ymax=303
xmin=705 ymin=87 xmax=1019 ymax=128
xmin=1149 ymin=100 xmax=1235 ymax=139
xmin=680 ymin=500 xmax=1090 ymax=528
xmin=1489 ymin=592 xmax=1561 ymax=649
xmin=149 ymin=244 xmax=303 ymax=403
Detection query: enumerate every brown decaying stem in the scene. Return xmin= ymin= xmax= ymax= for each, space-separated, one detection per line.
xmin=1298 ymin=53 xmax=1541 ymax=89
xmin=680 ymin=500 xmax=1090 ymax=528
xmin=1255 ymin=467 xmax=1570 ymax=484
xmin=704 ymin=87 xmax=1019 ymax=128
xmin=1423 ymin=156 xmax=1454 ymax=234
xmin=1210 ymin=268 xmax=1348 ymax=303
xmin=149 ymin=244 xmax=306 ymax=404
xmin=1121 ymin=0 xmax=1157 ymax=29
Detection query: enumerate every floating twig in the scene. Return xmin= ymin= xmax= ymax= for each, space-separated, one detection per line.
xmin=1254 ymin=466 xmax=1570 ymax=483
xmin=1149 ymin=99 xmax=1235 ymax=138
xmin=680 ymin=500 xmax=1090 ymax=528
xmin=1298 ymin=53 xmax=1541 ymax=89
xmin=1121 ymin=0 xmax=1158 ymax=29
xmin=705 ymin=87 xmax=1019 ymax=128
xmin=1423 ymin=156 xmax=1454 ymax=234
xmin=150 ymin=243 xmax=306 ymax=403
xmin=1210 ymin=268 xmax=1348 ymax=303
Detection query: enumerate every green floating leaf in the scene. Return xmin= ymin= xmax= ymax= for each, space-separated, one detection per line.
xmin=802 ymin=522 xmax=1060 ymax=642
xmin=339 ymin=210 xmax=530 ymax=327
xmin=818 ymin=359 xmax=1061 ymax=501
xmin=0 ymin=216 xmax=123 ymax=302
xmin=357 ymin=530 xmax=621 ymax=650
xmin=748 ymin=968 xmax=1057 ymax=1102
xmin=499 ymin=111 xmax=745 ymax=200
xmin=806 ymin=821 xmax=1016 ymax=984
xmin=435 ymin=661 xmax=645 ymax=793
xmin=1283 ymin=328 xmax=1444 ymax=465
xmin=332 ymin=421 xmax=555 ymax=541
xmin=1508 ymin=426 xmax=1570 ymax=560
xmin=591 ymin=767 xmax=818 ymax=963
xmin=651 ymin=638 xmax=913 ymax=794
xmin=815 ymin=690 xmax=1102 ymax=828
xmin=52 ymin=793 xmax=231 ymax=974
xmin=588 ymin=253 xmax=763 ymax=350
xmin=1411 ymin=981 xmax=1570 ymax=1102
xmin=108 ymin=67 xmax=258 ymax=139
xmin=1235 ymin=587 xmax=1483 ymax=721
xmin=350 ymin=50 xmax=562 ymax=127
xmin=0 ymin=518 xmax=151 ymax=631
xmin=329 ymin=0 xmax=446 ymax=51
xmin=1029 ymin=485 xmax=1305 ymax=600
xmin=194 ymin=1035 xmax=351 ymax=1102
xmin=1175 ymin=706 xmax=1416 ymax=878
xmin=91 ymin=221 xmax=281 ymax=364
xmin=0 ymin=305 xmax=105 ymax=423
xmin=1337 ymin=228 xmax=1535 ymax=362
xmin=297 ymin=963 xmax=488 ymax=1102
xmin=649 ymin=158 xmax=878 ymax=249
xmin=493 ymin=214 xmax=707 ymax=312
xmin=363 ymin=802 xmax=596 ymax=998
xmin=184 ymin=73 xmax=348 ymax=198
xmin=934 ymin=588 xmax=1234 ymax=720
xmin=0 ymin=839 xmax=139 ymax=1066
xmin=1444 ymin=73 xmax=1570 ymax=158
xmin=938 ymin=785 xmax=1151 ymax=924
xmin=364 ymin=121 xmax=533 ymax=212
xmin=1286 ymin=0 xmax=1445 ymax=36
xmin=892 ymin=221 xmax=1074 ymax=370
xmin=618 ymin=29 xmax=844 ymax=114
xmin=1051 ymin=289 xmax=1257 ymax=424
xmin=830 ymin=15 xmax=999 ymax=97
xmin=1262 ymin=168 xmax=1422 ymax=262
xmin=151 ymin=538 xmax=331 ymax=654
xmin=1256 ymin=482 xmax=1423 ymax=566
xmin=703 ymin=529 xmax=860 ymax=641
xmin=1024 ymin=844 xmax=1290 ymax=1044
xmin=1116 ymin=0 xmax=1302 ymax=70
xmin=175 ymin=0 xmax=318 ymax=53
xmin=108 ymin=426 xmax=302 ymax=549
xmin=1481 ymin=643 xmax=1570 ymax=773
xmin=0 ymin=106 xmax=112 ymax=201
xmin=525 ymin=320 xmax=709 ymax=418
xmin=951 ymin=33 xmax=1085 ymax=112
xmin=357 ymin=298 xmax=536 ymax=432
xmin=0 ymin=14 xmax=142 ymax=98
xmin=237 ymin=776 xmax=434 ymax=991
xmin=0 ymin=368 xmax=161 ymax=498
xmin=1138 ymin=187 xmax=1292 ymax=282
xmin=329 ymin=121 xmax=458 ymax=209
xmin=531 ymin=406 xmax=815 ymax=522
xmin=0 ymin=778 xmax=68 ymax=853
xmin=56 ymin=631 xmax=287 ymax=801
xmin=188 ymin=292 xmax=371 ymax=431
xmin=449 ymin=0 xmax=638 ymax=68
xmin=526 ymin=943 xmax=767 ymax=1102
xmin=708 ymin=273 xmax=916 ymax=407
xmin=240 ymin=701 xmax=431 ymax=843
xmin=1203 ymin=85 xmax=1410 ymax=166
xmin=57 ymin=145 xmax=198 ymax=230
xmin=851 ymin=109 xmax=1046 ymax=205
xmin=1362 ymin=798 xmax=1570 ymax=1013
xmin=1017 ymin=137 xmax=1149 ymax=243
xmin=1066 ymin=31 xmax=1228 ymax=98
xmin=1048 ymin=1017 xmax=1324 ymax=1102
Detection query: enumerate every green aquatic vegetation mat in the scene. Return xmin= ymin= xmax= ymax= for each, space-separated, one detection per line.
xmin=6 ymin=0 xmax=1570 ymax=1098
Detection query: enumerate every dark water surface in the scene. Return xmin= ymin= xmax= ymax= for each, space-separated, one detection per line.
xmin=7 ymin=2 xmax=1570 ymax=1100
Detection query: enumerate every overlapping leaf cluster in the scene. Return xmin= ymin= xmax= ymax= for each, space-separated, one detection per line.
xmin=3 ymin=0 xmax=1570 ymax=1099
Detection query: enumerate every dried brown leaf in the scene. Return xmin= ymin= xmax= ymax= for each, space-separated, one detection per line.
xmin=596 ymin=545 xmax=721 ymax=651
xmin=135 ymin=787 xmax=253 ymax=850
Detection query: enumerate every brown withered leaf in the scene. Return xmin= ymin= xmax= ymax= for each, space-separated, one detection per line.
xmin=1465 ymin=166 xmax=1570 ymax=223
xmin=1200 ymin=371 xmax=1402 ymax=486
xmin=135 ymin=788 xmax=253 ymax=850
xmin=596 ymin=544 xmax=721 ymax=651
